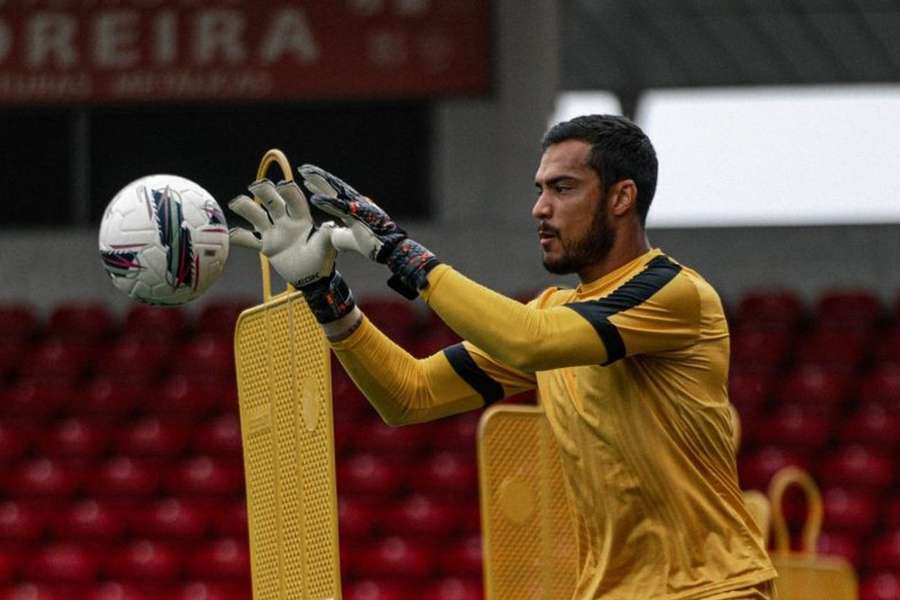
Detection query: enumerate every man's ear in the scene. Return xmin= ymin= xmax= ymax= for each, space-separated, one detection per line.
xmin=608 ymin=179 xmax=637 ymax=217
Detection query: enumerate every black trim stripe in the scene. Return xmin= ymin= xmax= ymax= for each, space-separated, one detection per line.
xmin=443 ymin=343 xmax=504 ymax=405
xmin=565 ymin=255 xmax=683 ymax=365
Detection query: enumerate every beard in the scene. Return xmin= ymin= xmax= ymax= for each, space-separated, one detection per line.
xmin=541 ymin=195 xmax=616 ymax=275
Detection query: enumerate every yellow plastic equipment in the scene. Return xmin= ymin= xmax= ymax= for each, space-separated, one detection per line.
xmin=477 ymin=404 xmax=578 ymax=600
xmin=234 ymin=150 xmax=342 ymax=600
xmin=768 ymin=466 xmax=858 ymax=600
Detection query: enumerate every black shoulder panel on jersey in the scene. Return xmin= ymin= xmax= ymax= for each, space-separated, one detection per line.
xmin=565 ymin=255 xmax=683 ymax=365
xmin=443 ymin=343 xmax=504 ymax=405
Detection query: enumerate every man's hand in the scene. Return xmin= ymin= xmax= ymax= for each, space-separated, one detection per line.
xmin=298 ymin=164 xmax=441 ymax=299
xmin=228 ymin=179 xmax=356 ymax=324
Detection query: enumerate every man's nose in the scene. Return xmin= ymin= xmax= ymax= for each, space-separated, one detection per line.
xmin=532 ymin=193 xmax=551 ymax=220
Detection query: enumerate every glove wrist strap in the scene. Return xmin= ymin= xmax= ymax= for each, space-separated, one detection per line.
xmin=385 ymin=239 xmax=441 ymax=299
xmin=299 ymin=271 xmax=356 ymax=324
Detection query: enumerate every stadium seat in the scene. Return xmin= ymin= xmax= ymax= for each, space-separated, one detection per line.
xmin=184 ymin=538 xmax=250 ymax=580
xmin=338 ymin=496 xmax=381 ymax=541
xmin=734 ymin=290 xmax=805 ymax=331
xmin=412 ymin=324 xmax=462 ymax=358
xmin=0 ymin=342 xmax=23 ymax=379
xmin=24 ymin=542 xmax=100 ymax=584
xmin=38 ymin=416 xmax=110 ymax=458
xmin=839 ymin=404 xmax=900 ymax=450
xmin=105 ymin=539 xmax=183 ymax=582
xmin=124 ymin=305 xmax=187 ymax=340
xmin=355 ymin=537 xmax=437 ymax=581
xmin=51 ymin=499 xmax=126 ymax=542
xmin=859 ymin=364 xmax=900 ymax=411
xmin=47 ymin=303 xmax=116 ymax=343
xmin=357 ymin=297 xmax=420 ymax=345
xmin=21 ymin=338 xmax=94 ymax=381
xmin=195 ymin=299 xmax=255 ymax=336
xmin=457 ymin=500 xmax=482 ymax=534
xmin=418 ymin=451 xmax=478 ymax=498
xmin=860 ymin=572 xmax=900 ymax=600
xmin=87 ymin=456 xmax=161 ymax=498
xmin=777 ymin=365 xmax=850 ymax=408
xmin=0 ymin=548 xmax=20 ymax=583
xmin=815 ymin=290 xmax=884 ymax=331
xmin=210 ymin=499 xmax=247 ymax=538
xmin=130 ymin=498 xmax=211 ymax=540
xmin=794 ymin=328 xmax=869 ymax=369
xmin=95 ymin=335 xmax=171 ymax=382
xmin=762 ymin=403 xmax=833 ymax=451
xmin=422 ymin=577 xmax=483 ymax=600
xmin=0 ymin=380 xmax=73 ymax=419
xmin=7 ymin=457 xmax=83 ymax=499
xmin=819 ymin=445 xmax=894 ymax=491
xmin=337 ymin=453 xmax=408 ymax=498
xmin=85 ymin=581 xmax=155 ymax=600
xmin=115 ymin=415 xmax=191 ymax=458
xmin=0 ymin=500 xmax=45 ymax=543
xmin=816 ymin=531 xmax=862 ymax=566
xmin=874 ymin=325 xmax=900 ymax=365
xmin=822 ymin=487 xmax=879 ymax=536
xmin=730 ymin=329 xmax=792 ymax=370
xmin=192 ymin=413 xmax=242 ymax=458
xmin=0 ymin=303 xmax=38 ymax=340
xmin=438 ymin=534 xmax=483 ymax=578
xmin=0 ymin=582 xmax=63 ymax=600
xmin=738 ymin=445 xmax=811 ymax=492
xmin=886 ymin=495 xmax=900 ymax=529
xmin=171 ymin=334 xmax=234 ymax=378
xmin=351 ymin=419 xmax=430 ymax=457
xmin=155 ymin=375 xmax=221 ymax=416
xmin=382 ymin=494 xmax=460 ymax=539
xmin=166 ymin=581 xmax=250 ymax=600
xmin=0 ymin=420 xmax=32 ymax=462
xmin=343 ymin=579 xmax=412 ymax=600
xmin=79 ymin=376 xmax=146 ymax=418
xmin=162 ymin=456 xmax=243 ymax=498
xmin=728 ymin=369 xmax=775 ymax=417
xmin=429 ymin=413 xmax=480 ymax=454
xmin=866 ymin=530 xmax=900 ymax=571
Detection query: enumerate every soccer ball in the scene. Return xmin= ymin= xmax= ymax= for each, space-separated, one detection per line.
xmin=98 ymin=174 xmax=230 ymax=305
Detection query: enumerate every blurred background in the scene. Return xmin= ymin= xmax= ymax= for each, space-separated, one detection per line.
xmin=2 ymin=1 xmax=900 ymax=599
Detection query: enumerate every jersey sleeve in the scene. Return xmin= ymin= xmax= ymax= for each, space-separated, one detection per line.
xmin=564 ymin=255 xmax=701 ymax=363
xmin=330 ymin=316 xmax=535 ymax=426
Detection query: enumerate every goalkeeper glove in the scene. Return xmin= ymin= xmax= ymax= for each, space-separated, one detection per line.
xmin=228 ymin=179 xmax=355 ymax=324
xmin=297 ymin=164 xmax=440 ymax=300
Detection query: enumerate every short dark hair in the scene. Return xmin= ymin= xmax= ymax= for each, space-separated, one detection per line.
xmin=542 ymin=114 xmax=658 ymax=225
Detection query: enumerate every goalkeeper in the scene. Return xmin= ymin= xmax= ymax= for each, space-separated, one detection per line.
xmin=229 ymin=115 xmax=776 ymax=599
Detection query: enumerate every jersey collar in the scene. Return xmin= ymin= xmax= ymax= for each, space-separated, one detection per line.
xmin=574 ymin=248 xmax=664 ymax=298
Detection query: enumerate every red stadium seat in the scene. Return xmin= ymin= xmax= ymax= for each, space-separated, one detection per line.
xmin=355 ymin=537 xmax=436 ymax=581
xmin=211 ymin=500 xmax=247 ymax=539
xmin=457 ymin=501 xmax=482 ymax=534
xmin=24 ymin=542 xmax=100 ymax=584
xmin=822 ymin=487 xmax=879 ymax=536
xmin=0 ymin=582 xmax=63 ymax=600
xmin=38 ymin=416 xmax=109 ymax=458
xmin=430 ymin=413 xmax=480 ymax=454
xmin=131 ymin=498 xmax=211 ymax=541
xmin=734 ymin=290 xmax=805 ymax=331
xmin=343 ymin=579 xmax=412 ymax=600
xmin=115 ymin=416 xmax=191 ymax=458
xmin=886 ymin=495 xmax=900 ymax=529
xmin=840 ymin=404 xmax=900 ymax=450
xmin=20 ymin=338 xmax=92 ymax=381
xmin=162 ymin=456 xmax=243 ymax=498
xmin=95 ymin=335 xmax=172 ymax=382
xmin=0 ymin=380 xmax=73 ymax=419
xmin=0 ymin=500 xmax=45 ymax=543
xmin=338 ymin=453 xmax=407 ymax=498
xmin=794 ymin=328 xmax=869 ymax=369
xmin=79 ymin=376 xmax=146 ymax=418
xmin=382 ymin=494 xmax=460 ymax=540
xmin=816 ymin=531 xmax=862 ymax=567
xmin=0 ymin=304 xmax=38 ymax=340
xmin=0 ymin=420 xmax=32 ymax=463
xmin=875 ymin=325 xmax=900 ymax=366
xmin=859 ymin=364 xmax=900 ymax=411
xmin=166 ymin=581 xmax=250 ymax=600
xmin=0 ymin=342 xmax=24 ymax=378
xmin=51 ymin=499 xmax=126 ymax=542
xmin=412 ymin=324 xmax=462 ymax=358
xmin=777 ymin=365 xmax=851 ymax=408
xmin=47 ymin=303 xmax=116 ymax=343
xmin=195 ymin=299 xmax=254 ymax=336
xmin=155 ymin=375 xmax=222 ymax=416
xmin=730 ymin=329 xmax=792 ymax=370
xmin=438 ymin=534 xmax=483 ymax=578
xmin=867 ymin=530 xmax=900 ymax=571
xmin=762 ymin=403 xmax=833 ymax=451
xmin=7 ymin=457 xmax=83 ymax=499
xmin=0 ymin=548 xmax=21 ymax=582
xmin=418 ymin=452 xmax=478 ymax=499
xmin=819 ymin=445 xmax=894 ymax=491
xmin=422 ymin=577 xmax=483 ymax=600
xmin=87 ymin=456 xmax=161 ymax=498
xmin=737 ymin=445 xmax=811 ymax=492
xmin=85 ymin=582 xmax=155 ymax=600
xmin=185 ymin=538 xmax=250 ymax=581
xmin=351 ymin=420 xmax=430 ymax=457
xmin=357 ymin=297 xmax=420 ymax=344
xmin=861 ymin=572 xmax=900 ymax=600
xmin=339 ymin=496 xmax=381 ymax=541
xmin=105 ymin=539 xmax=182 ymax=582
xmin=815 ymin=290 xmax=884 ymax=331
xmin=124 ymin=304 xmax=187 ymax=340
xmin=192 ymin=413 xmax=242 ymax=458
xmin=728 ymin=369 xmax=775 ymax=418
xmin=171 ymin=334 xmax=234 ymax=378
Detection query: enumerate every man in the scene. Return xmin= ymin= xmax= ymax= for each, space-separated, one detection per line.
xmin=229 ymin=115 xmax=776 ymax=599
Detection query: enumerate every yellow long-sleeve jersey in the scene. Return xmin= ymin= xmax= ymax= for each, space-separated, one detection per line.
xmin=331 ymin=248 xmax=776 ymax=599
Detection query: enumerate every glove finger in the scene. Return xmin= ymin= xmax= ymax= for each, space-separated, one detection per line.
xmin=249 ymin=179 xmax=287 ymax=221
xmin=274 ymin=180 xmax=312 ymax=224
xmin=309 ymin=193 xmax=353 ymax=221
xmin=299 ymin=164 xmax=360 ymax=199
xmin=331 ymin=226 xmax=362 ymax=255
xmin=228 ymin=194 xmax=272 ymax=232
xmin=229 ymin=226 xmax=262 ymax=250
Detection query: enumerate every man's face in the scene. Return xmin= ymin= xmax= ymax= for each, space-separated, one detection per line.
xmin=533 ymin=140 xmax=615 ymax=275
